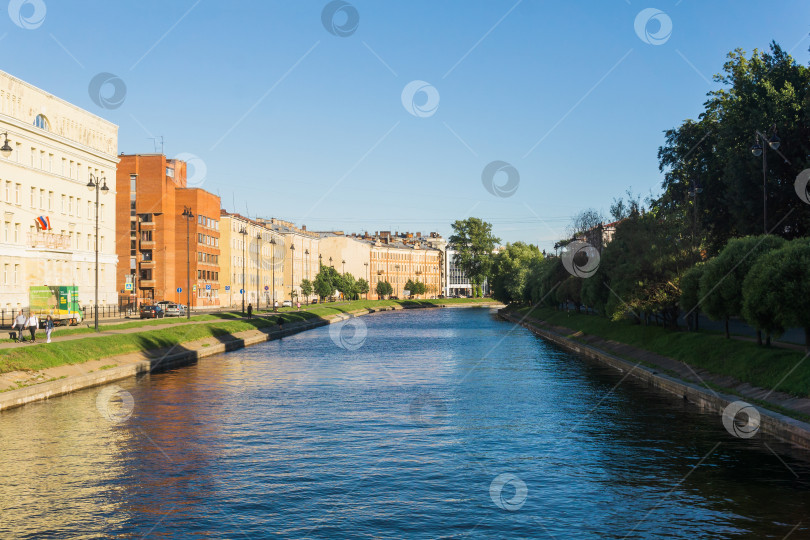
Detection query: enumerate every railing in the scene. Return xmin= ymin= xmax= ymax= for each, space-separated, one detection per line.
xmin=1 ymin=304 xmax=130 ymax=327
xmin=26 ymin=232 xmax=71 ymax=250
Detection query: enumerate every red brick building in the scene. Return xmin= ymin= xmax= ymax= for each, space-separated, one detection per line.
xmin=115 ymin=154 xmax=220 ymax=309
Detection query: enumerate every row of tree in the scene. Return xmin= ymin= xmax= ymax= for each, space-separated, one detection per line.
xmin=304 ymin=265 xmax=432 ymax=301
xmin=487 ymin=42 xmax=810 ymax=348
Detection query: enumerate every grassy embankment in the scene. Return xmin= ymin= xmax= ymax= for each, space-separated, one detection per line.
xmin=515 ymin=306 xmax=810 ymax=399
xmin=0 ymin=298 xmax=496 ymax=375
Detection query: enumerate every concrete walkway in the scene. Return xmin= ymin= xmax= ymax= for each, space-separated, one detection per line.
xmin=522 ymin=314 xmax=810 ymax=416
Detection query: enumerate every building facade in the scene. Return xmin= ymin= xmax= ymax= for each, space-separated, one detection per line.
xmin=369 ymin=232 xmax=442 ymax=299
xmin=220 ymin=212 xmax=285 ymax=309
xmin=115 ymin=154 xmax=220 ymax=309
xmin=258 ymin=218 xmax=320 ymax=304
xmin=444 ymin=247 xmax=489 ymax=297
xmin=0 ymin=70 xmax=119 ymax=313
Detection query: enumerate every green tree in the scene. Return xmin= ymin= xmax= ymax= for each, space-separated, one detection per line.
xmin=404 ymin=279 xmax=416 ymax=297
xmin=300 ymin=279 xmax=313 ymax=303
xmin=376 ymin=280 xmax=393 ymax=299
xmin=679 ymin=262 xmax=705 ymax=331
xmin=556 ymin=276 xmax=583 ymax=312
xmin=699 ymin=235 xmax=785 ymax=340
xmin=449 ymin=217 xmax=501 ymax=297
xmin=490 ymin=242 xmax=543 ymax=305
xmin=743 ymin=239 xmax=810 ymax=349
xmin=314 ymin=265 xmax=340 ymax=300
xmin=337 ymin=273 xmax=357 ymax=300
xmin=356 ymin=278 xmax=369 ymax=298
xmin=658 ymin=43 xmax=810 ymax=248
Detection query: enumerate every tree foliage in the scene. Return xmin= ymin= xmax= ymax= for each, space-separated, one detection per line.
xmin=490 ymin=242 xmax=543 ymax=304
xmin=449 ymin=217 xmax=500 ymax=297
xmin=375 ymin=280 xmax=393 ymax=299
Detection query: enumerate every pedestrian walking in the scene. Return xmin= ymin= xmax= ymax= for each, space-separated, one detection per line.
xmin=14 ymin=311 xmax=26 ymax=343
xmin=297 ymin=301 xmax=301 ymax=311
xmin=247 ymin=303 xmax=253 ymax=319
xmin=45 ymin=315 xmax=54 ymax=343
xmin=26 ymin=312 xmax=39 ymax=343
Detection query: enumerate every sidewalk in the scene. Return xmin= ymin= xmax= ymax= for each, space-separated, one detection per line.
xmin=0 ymin=315 xmax=247 ymax=350
xmin=521 ymin=314 xmax=810 ymax=416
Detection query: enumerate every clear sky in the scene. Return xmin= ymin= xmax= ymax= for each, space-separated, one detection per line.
xmin=5 ymin=0 xmax=809 ymax=250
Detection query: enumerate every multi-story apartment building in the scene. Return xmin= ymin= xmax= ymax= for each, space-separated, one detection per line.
xmin=115 ymin=154 xmax=220 ymax=309
xmin=258 ymin=218 xmax=320 ymax=304
xmin=0 ymin=70 xmax=119 ymax=313
xmin=369 ymin=232 xmax=442 ymax=299
xmin=220 ymin=211 xmax=285 ymax=309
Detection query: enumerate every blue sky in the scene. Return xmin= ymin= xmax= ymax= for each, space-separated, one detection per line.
xmin=4 ymin=0 xmax=809 ymax=249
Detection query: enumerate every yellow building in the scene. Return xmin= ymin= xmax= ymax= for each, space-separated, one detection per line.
xmin=257 ymin=218 xmax=320 ymax=305
xmin=220 ymin=211 xmax=284 ymax=309
xmin=369 ymin=235 xmax=442 ymax=299
xmin=0 ymin=70 xmax=119 ymax=314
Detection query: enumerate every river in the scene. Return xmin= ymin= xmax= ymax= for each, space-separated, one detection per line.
xmin=0 ymin=307 xmax=808 ymax=539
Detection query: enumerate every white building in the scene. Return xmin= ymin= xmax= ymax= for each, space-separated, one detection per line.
xmin=0 ymin=71 xmax=119 ymax=314
xmin=444 ymin=247 xmax=489 ymax=297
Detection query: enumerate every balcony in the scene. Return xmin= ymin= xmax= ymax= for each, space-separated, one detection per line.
xmin=139 ymin=260 xmax=155 ymax=269
xmin=139 ymin=280 xmax=156 ymax=289
xmin=140 ymin=221 xmax=156 ymax=231
xmin=140 ymin=240 xmax=156 ymax=249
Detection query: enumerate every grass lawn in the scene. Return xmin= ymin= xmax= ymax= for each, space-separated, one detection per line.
xmin=0 ymin=298 xmax=494 ymax=376
xmin=0 ymin=311 xmax=318 ymax=375
xmin=517 ymin=306 xmax=810 ymax=398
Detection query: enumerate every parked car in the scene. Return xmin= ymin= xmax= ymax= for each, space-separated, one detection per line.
xmin=157 ymin=300 xmax=172 ymax=307
xmin=163 ymin=304 xmax=182 ymax=317
xmin=310 ymin=299 xmax=318 ymax=304
xmin=282 ymin=300 xmax=292 ymax=308
xmin=139 ymin=305 xmax=164 ymax=319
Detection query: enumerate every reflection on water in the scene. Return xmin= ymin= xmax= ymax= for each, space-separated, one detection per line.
xmin=0 ymin=308 xmax=808 ymax=539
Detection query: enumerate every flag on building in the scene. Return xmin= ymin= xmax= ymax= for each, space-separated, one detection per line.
xmin=35 ymin=216 xmax=51 ymax=230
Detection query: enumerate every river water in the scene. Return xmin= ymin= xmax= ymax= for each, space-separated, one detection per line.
xmin=0 ymin=307 xmax=808 ymax=539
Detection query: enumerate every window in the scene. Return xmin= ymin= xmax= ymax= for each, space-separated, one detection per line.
xmin=48 ymin=191 xmax=53 ymax=211
xmin=4 ymin=181 xmax=9 ymax=202
xmin=2 ymin=264 xmax=7 ymax=284
xmin=61 ymin=195 xmax=66 ymax=213
xmin=87 ymin=201 xmax=92 ymax=218
xmin=77 ymin=198 xmax=81 ymax=217
xmin=130 ymin=174 xmax=136 ymax=193
xmin=30 ymin=187 xmax=35 ymax=207
xmin=39 ymin=189 xmax=44 ymax=209
xmin=34 ymin=114 xmax=49 ymax=130
xmin=30 ymin=147 xmax=35 ymax=167
xmin=14 ymin=223 xmax=20 ymax=243
xmin=100 ymin=236 xmax=104 ymax=251
xmin=48 ymin=154 xmax=53 ymax=172
xmin=13 ymin=264 xmax=19 ymax=285
xmin=100 ymin=204 xmax=105 ymax=221
xmin=68 ymin=197 xmax=73 ymax=215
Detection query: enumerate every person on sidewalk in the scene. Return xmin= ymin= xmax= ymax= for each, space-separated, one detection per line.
xmin=26 ymin=312 xmax=39 ymax=343
xmin=45 ymin=315 xmax=54 ymax=343
xmin=247 ymin=303 xmax=253 ymax=319
xmin=14 ymin=311 xmax=26 ymax=343
xmin=297 ymin=301 xmax=300 ymax=311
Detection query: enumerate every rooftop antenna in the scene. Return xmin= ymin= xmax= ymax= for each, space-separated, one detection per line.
xmin=148 ymin=136 xmax=165 ymax=154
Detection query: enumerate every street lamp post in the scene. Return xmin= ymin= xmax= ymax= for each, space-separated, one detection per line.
xmin=290 ymin=244 xmax=296 ymax=305
xmin=87 ymin=173 xmax=109 ymax=332
xmin=256 ymin=232 xmax=262 ymax=311
xmin=364 ymin=262 xmax=369 ymax=300
xmin=329 ymin=256 xmax=333 ymax=268
xmin=305 ymin=249 xmax=310 ymax=304
xmin=751 ymin=124 xmax=784 ymax=234
xmin=270 ymin=237 xmax=277 ymax=311
xmin=182 ymin=207 xmax=194 ymax=319
xmin=239 ymin=225 xmax=248 ymax=314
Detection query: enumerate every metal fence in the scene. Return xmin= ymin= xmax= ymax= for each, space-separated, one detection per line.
xmin=1 ymin=305 xmax=132 ymax=327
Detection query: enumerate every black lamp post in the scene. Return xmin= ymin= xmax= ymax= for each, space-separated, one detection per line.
xmin=87 ymin=173 xmax=109 ymax=331
xmin=329 ymin=256 xmax=333 ymax=267
xmin=290 ymin=244 xmax=296 ymax=304
xmin=182 ymin=206 xmax=194 ymax=319
xmin=256 ymin=231 xmax=263 ymax=311
xmin=751 ymin=124 xmax=784 ymax=233
xmin=238 ymin=225 xmax=248 ymax=314
xmin=270 ymin=236 xmax=277 ymax=311
xmin=364 ymin=262 xmax=369 ymax=300
xmin=342 ymin=259 xmax=345 ymax=274
xmin=305 ymin=249 xmax=310 ymax=304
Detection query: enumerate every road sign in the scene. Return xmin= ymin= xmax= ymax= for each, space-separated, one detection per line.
xmin=192 ymin=285 xmax=197 ymax=291
xmin=264 ymin=285 xmax=269 ymax=291
xmin=225 ymin=285 xmax=230 ymax=291
xmin=206 ymin=284 xmax=211 ymax=291
xmin=239 ymin=289 xmax=244 ymax=294
xmin=125 ymin=283 xmax=133 ymax=291
xmin=176 ymin=287 xmax=182 ymax=293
